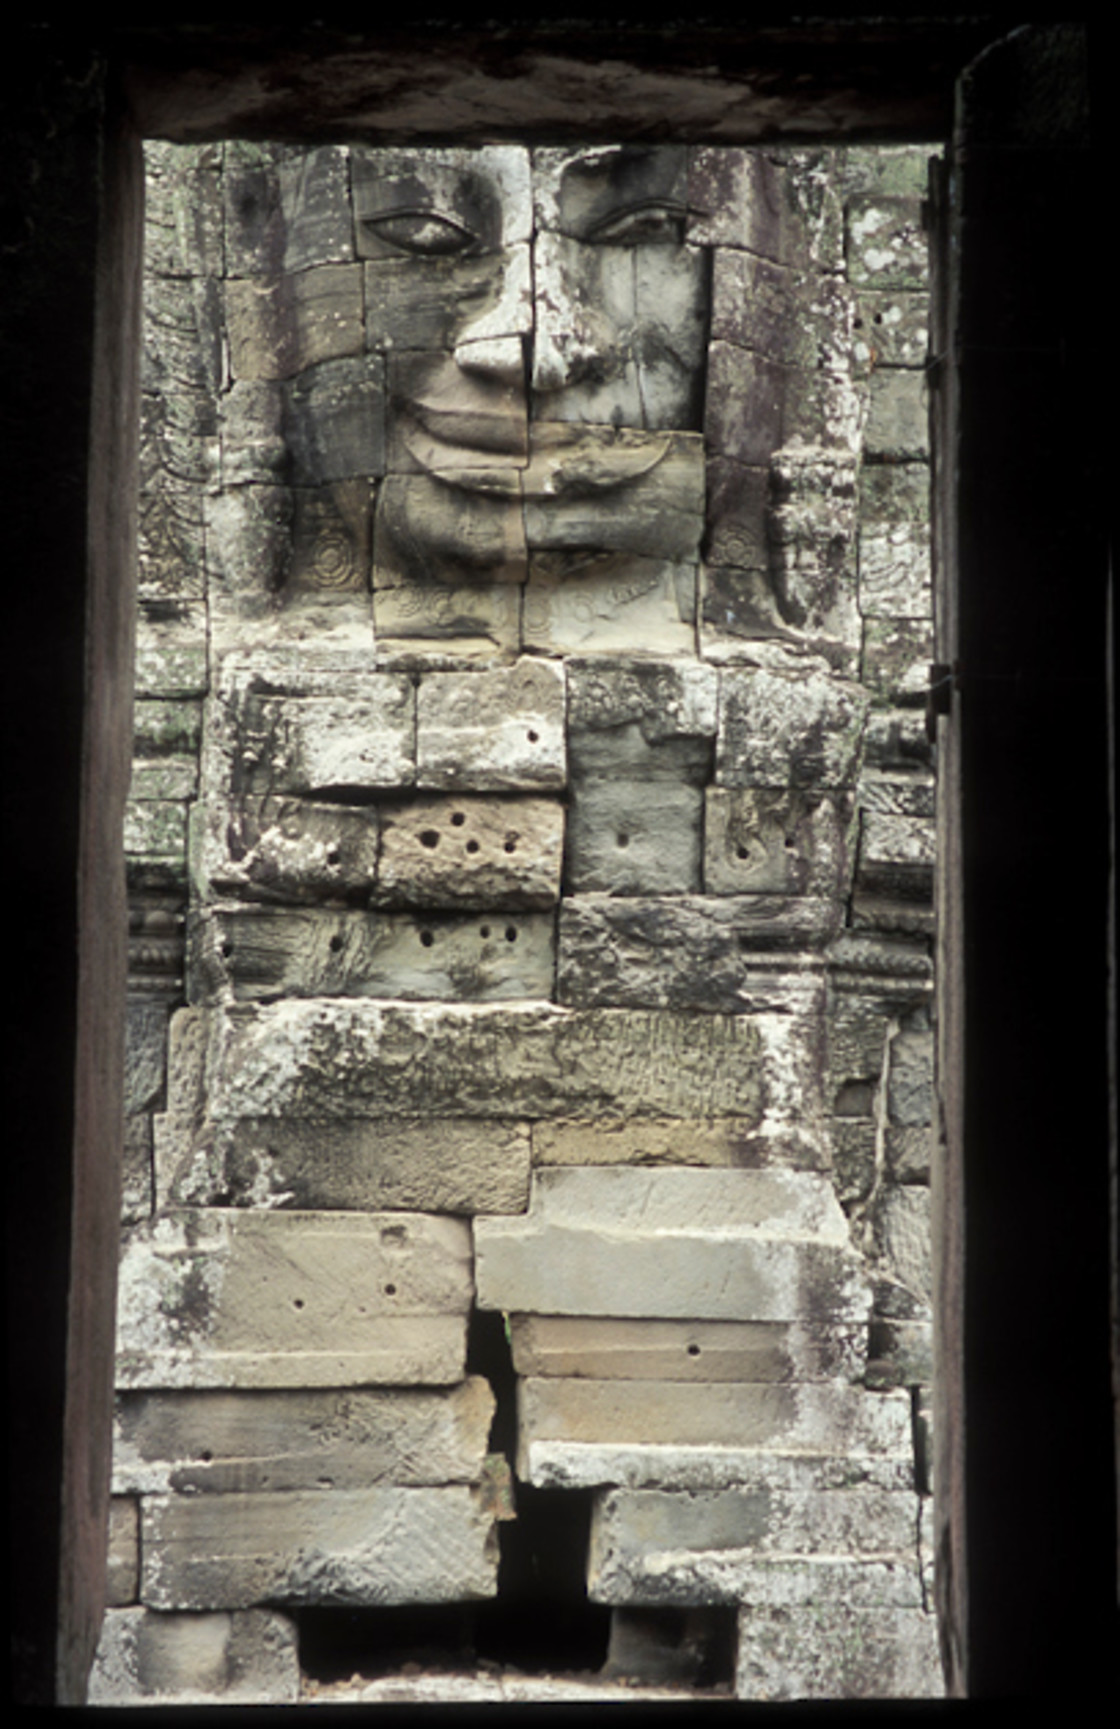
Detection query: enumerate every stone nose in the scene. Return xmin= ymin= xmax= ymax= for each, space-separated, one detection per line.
xmin=529 ymin=229 xmax=616 ymax=399
xmin=453 ymin=245 xmax=532 ymax=386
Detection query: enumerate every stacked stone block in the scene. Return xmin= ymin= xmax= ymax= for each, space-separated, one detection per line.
xmin=99 ymin=140 xmax=940 ymax=1704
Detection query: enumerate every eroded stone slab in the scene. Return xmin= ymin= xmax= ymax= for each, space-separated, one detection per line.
xmin=716 ymin=665 xmax=868 ymax=789
xmin=196 ymin=795 xmax=380 ymax=906
xmin=531 ymin=1117 xmax=827 ymax=1172
xmin=140 ymin=1484 xmax=497 ymax=1610
xmin=204 ymin=1000 xmax=772 ymax=1124
xmin=509 ymin=1317 xmax=866 ymax=1384
xmin=193 ymin=905 xmax=555 ymax=1003
xmin=737 ymin=1602 xmax=942 ymax=1699
xmin=517 ymin=1381 xmax=911 ymax=1484
xmin=558 ymin=898 xmax=839 ymax=1008
xmin=162 ymin=1115 xmax=531 ymax=1216
xmin=89 ymin=1606 xmax=300 ymax=1705
xmin=416 ymin=660 xmax=566 ymax=790
xmin=375 ymin=796 xmax=563 ymax=908
xmin=522 ymin=558 xmax=696 ymax=657
xmin=112 ymin=1378 xmax=496 ymax=1495
xmin=115 ymin=1210 xmax=472 ymax=1388
xmin=704 ymin=788 xmax=854 ymax=897
xmin=564 ymin=780 xmax=702 ymax=894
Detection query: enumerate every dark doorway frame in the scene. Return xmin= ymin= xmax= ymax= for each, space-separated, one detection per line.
xmin=4 ymin=18 xmax=1114 ymax=1704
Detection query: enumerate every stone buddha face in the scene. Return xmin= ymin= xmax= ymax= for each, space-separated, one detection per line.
xmin=355 ymin=145 xmax=708 ymax=597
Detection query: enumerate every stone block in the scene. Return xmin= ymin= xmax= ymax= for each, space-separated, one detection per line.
xmin=864 ymin=709 xmax=932 ymax=770
xmin=859 ymin=811 xmax=935 ymax=901
xmin=831 ymin=1119 xmax=878 ymax=1208
xmin=861 ymin=616 xmax=932 ymax=703
xmin=192 ymin=904 xmax=555 ymax=1004
xmin=529 ymin=233 xmax=707 ymax=430
xmin=281 ymin=354 xmax=386 ymax=485
xmin=704 ymin=787 xmax=854 ymax=897
xmin=144 ymin=140 xmax=224 ymax=276
xmin=532 ymin=1117 xmax=828 ymax=1173
xmin=197 ymin=794 xmax=380 ymax=906
xmin=865 ymin=370 xmax=929 ymax=462
xmin=140 ymin=1484 xmax=497 ymax=1610
xmin=226 ymin=265 xmax=364 ymax=381
xmin=846 ymin=195 xmax=928 ymax=290
xmin=868 ymin=1316 xmax=934 ymax=1387
xmin=134 ymin=601 xmax=208 ymax=699
xmin=125 ymin=998 xmax=169 ymax=1115
xmin=416 ymin=659 xmax=565 ymax=791
xmin=475 ymin=1168 xmax=868 ymax=1324
xmin=112 ymin=1377 xmax=496 ymax=1496
xmin=886 ymin=1125 xmax=931 ymax=1184
xmin=705 ymin=458 xmax=769 ymax=571
xmin=163 ymin=1115 xmax=531 ymax=1216
xmin=717 ymin=665 xmax=869 ymax=790
xmin=523 ymin=425 xmax=705 ymax=557
xmin=124 ymin=800 xmax=188 ymax=864
xmin=858 ymin=770 xmax=934 ymax=819
xmin=588 ymin=1485 xmax=921 ymax=1602
xmin=115 ymin=1210 xmax=472 ymax=1388
xmin=233 ymin=681 xmax=416 ymax=797
xmin=853 ymin=290 xmax=929 ymax=372
xmin=522 ymin=558 xmax=696 ymax=657
xmin=122 ymin=1116 xmax=154 ymax=1224
xmin=129 ymin=756 xmax=197 ymax=801
xmin=203 ymin=999 xmax=772 ymax=1124
xmin=568 ymin=657 xmax=717 ymax=756
xmin=688 ymin=147 xmax=843 ymax=272
xmin=372 ymin=574 xmax=522 ymax=656
xmin=564 ymin=780 xmax=702 ymax=893
xmin=224 ymin=142 xmax=354 ymax=276
xmin=89 ymin=1606 xmax=300 ymax=1705
xmin=385 ymin=345 xmax=529 ymax=476
xmin=533 ymin=144 xmax=688 ymax=239
xmin=509 ymin=1316 xmax=866 ymax=1384
xmin=518 ymin=1381 xmax=912 ymax=1485
xmin=221 ymin=379 xmax=286 ymax=484
xmin=737 ymin=1600 xmax=942 ymax=1698
xmin=204 ymin=484 xmax=292 ymax=598
xmin=138 ymin=471 xmax=207 ymax=599
xmin=871 ymin=1186 xmax=932 ymax=1305
xmin=107 ymin=1497 xmax=140 ymax=1606
xmin=557 ymin=897 xmax=840 ymax=1009
xmin=837 ymin=146 xmax=934 ymax=200
xmin=287 ymin=478 xmax=373 ymax=592
xmin=374 ymin=475 xmax=526 ymax=594
xmin=364 ymin=250 xmax=519 ymax=353
xmin=711 ymin=251 xmax=854 ymax=374
xmin=353 ymin=143 xmax=531 ymax=252
xmin=766 ymin=447 xmax=860 ymax=647
xmin=375 ymin=795 xmax=563 ymax=908
xmin=524 ymin=1441 xmax=914 ymax=1496
xmin=887 ymin=1030 xmax=934 ymax=1125
xmin=706 ymin=343 xmax=865 ymax=467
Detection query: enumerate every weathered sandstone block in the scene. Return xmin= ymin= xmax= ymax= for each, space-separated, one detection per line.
xmin=688 ymin=147 xmax=843 ymax=272
xmin=588 ymin=1484 xmax=921 ymax=1600
xmin=107 ymin=1497 xmax=140 ymax=1606
xmin=517 ymin=1381 xmax=912 ymax=1485
xmin=704 ymin=787 xmax=854 ymax=897
xmin=509 ymin=1316 xmax=866 ymax=1384
xmin=846 ymin=196 xmax=927 ymax=291
xmin=717 ymin=665 xmax=869 ymax=790
xmin=737 ymin=1602 xmax=942 ymax=1699
xmin=197 ymin=794 xmax=380 ymax=906
xmin=375 ymin=796 xmax=564 ymax=908
xmin=567 ymin=656 xmax=717 ymax=773
xmin=224 ymin=142 xmax=354 ymax=276
xmin=531 ymin=1117 xmax=828 ymax=1172
xmin=564 ymin=780 xmax=702 ymax=894
xmin=557 ymin=898 xmax=840 ymax=1010
xmin=226 ymin=265 xmax=364 ymax=381
xmin=476 ymin=1169 xmax=868 ymax=1323
xmin=236 ymin=686 xmax=416 ymax=796
xmin=141 ymin=1485 xmax=498 ymax=1610
xmin=112 ymin=1378 xmax=496 ymax=1496
xmin=193 ymin=905 xmax=555 ymax=1004
xmin=865 ymin=370 xmax=929 ymax=462
xmin=372 ymin=575 xmax=522 ymax=656
xmin=853 ymin=290 xmax=929 ymax=371
xmin=203 ymin=1000 xmax=773 ymax=1124
xmin=522 ymin=559 xmax=696 ymax=658
xmin=115 ymin=1210 xmax=472 ymax=1388
xmin=162 ymin=1115 xmax=531 ymax=1216
xmin=134 ymin=601 xmax=208 ymax=699
xmin=416 ymin=660 xmax=566 ymax=790
xmin=282 ymin=354 xmax=386 ymax=484
xmin=89 ymin=1606 xmax=300 ymax=1705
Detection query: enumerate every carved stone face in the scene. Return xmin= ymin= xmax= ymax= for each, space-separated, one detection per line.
xmin=356 ymin=145 xmax=708 ymax=595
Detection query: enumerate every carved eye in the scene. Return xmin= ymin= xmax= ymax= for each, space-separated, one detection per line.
xmin=586 ymin=201 xmax=688 ymax=245
xmin=363 ymin=210 xmax=480 ymax=257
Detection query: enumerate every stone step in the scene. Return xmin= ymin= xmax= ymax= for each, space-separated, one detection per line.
xmin=115 ymin=1211 xmax=472 ymax=1389
xmin=140 ymin=1484 xmax=498 ymax=1610
xmin=737 ymin=1601 xmax=942 ymax=1700
xmin=90 ymin=1607 xmax=300 ymax=1705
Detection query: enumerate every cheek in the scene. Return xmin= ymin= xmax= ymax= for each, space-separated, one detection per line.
xmin=364 ymin=255 xmax=508 ymax=355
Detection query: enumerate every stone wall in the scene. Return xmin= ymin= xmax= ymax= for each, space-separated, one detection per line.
xmin=97 ymin=139 xmax=941 ymax=1704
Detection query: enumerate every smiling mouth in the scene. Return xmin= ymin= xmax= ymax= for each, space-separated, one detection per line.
xmin=400 ymin=410 xmax=674 ymax=498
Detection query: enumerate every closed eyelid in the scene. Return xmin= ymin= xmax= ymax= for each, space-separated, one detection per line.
xmin=361 ymin=208 xmax=483 ymax=256
xmin=584 ymin=199 xmax=689 ymax=243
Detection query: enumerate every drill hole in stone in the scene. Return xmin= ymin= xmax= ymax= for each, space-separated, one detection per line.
xmin=503 ymin=838 xmax=517 ymax=853
xmin=419 ymin=928 xmax=434 ymax=948
xmin=384 ymin=1283 xmax=397 ymax=1297
xmin=450 ymin=811 xmax=466 ymax=826
xmin=504 ymin=926 xmax=517 ymax=942
xmin=419 ymin=829 xmax=441 ymax=849
xmin=466 ymin=839 xmax=480 ymax=854
xmin=480 ymin=925 xmax=491 ymax=939
xmin=326 ymin=848 xmax=341 ymax=865
xmin=328 ymin=934 xmax=343 ymax=952
xmin=616 ymin=832 xmax=630 ymax=848
xmin=526 ymin=729 xmax=539 ymax=742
